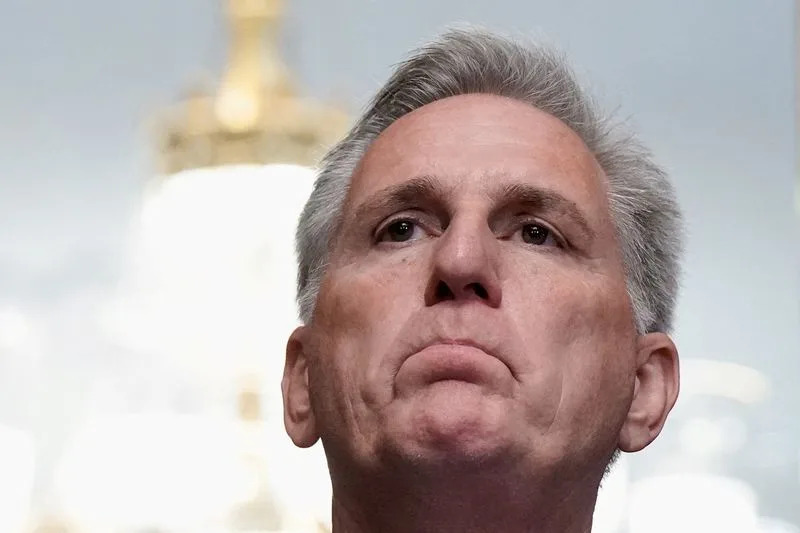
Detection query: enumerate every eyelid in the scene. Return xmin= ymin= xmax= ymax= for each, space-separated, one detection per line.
xmin=511 ymin=216 xmax=569 ymax=248
xmin=373 ymin=212 xmax=437 ymax=242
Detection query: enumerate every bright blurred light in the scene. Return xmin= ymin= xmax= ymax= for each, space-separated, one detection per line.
xmin=262 ymin=426 xmax=332 ymax=532
xmin=628 ymin=473 xmax=759 ymax=533
xmin=55 ymin=412 xmax=334 ymax=532
xmin=0 ymin=424 xmax=35 ymax=533
xmin=103 ymin=163 xmax=315 ymax=415
xmin=136 ymin=164 xmax=311 ymax=284
xmin=679 ymin=415 xmax=748 ymax=456
xmin=592 ymin=454 xmax=629 ymax=533
xmin=54 ymin=413 xmax=256 ymax=531
xmin=758 ymin=517 xmax=800 ymax=533
xmin=681 ymin=358 xmax=769 ymax=405
xmin=81 ymin=163 xmax=336 ymax=531
xmin=0 ymin=305 xmax=40 ymax=360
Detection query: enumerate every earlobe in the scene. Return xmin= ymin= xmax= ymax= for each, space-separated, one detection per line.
xmin=618 ymin=332 xmax=680 ymax=453
xmin=282 ymin=326 xmax=319 ymax=448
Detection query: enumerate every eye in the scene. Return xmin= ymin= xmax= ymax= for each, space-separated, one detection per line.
xmin=377 ymin=218 xmax=425 ymax=243
xmin=518 ymin=222 xmax=560 ymax=247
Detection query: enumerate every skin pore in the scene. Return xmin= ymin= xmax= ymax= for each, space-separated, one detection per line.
xmin=282 ymin=94 xmax=679 ymax=533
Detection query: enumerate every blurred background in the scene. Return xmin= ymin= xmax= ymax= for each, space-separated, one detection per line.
xmin=0 ymin=0 xmax=797 ymax=532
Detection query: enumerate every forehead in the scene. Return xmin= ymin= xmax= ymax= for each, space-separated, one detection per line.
xmin=347 ymin=94 xmax=609 ymax=218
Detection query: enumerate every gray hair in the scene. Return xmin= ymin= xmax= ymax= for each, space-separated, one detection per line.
xmin=295 ymin=28 xmax=683 ymax=334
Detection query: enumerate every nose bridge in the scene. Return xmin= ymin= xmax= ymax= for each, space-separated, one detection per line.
xmin=436 ymin=213 xmax=492 ymax=273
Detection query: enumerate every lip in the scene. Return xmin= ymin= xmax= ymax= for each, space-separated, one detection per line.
xmin=420 ymin=337 xmax=507 ymax=371
xmin=429 ymin=337 xmax=493 ymax=354
xmin=395 ymin=337 xmax=509 ymax=391
xmin=418 ymin=343 xmax=493 ymax=383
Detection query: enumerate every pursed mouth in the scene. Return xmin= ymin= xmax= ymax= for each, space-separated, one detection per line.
xmin=397 ymin=340 xmax=508 ymax=390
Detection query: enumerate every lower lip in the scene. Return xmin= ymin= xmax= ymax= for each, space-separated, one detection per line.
xmin=398 ymin=343 xmax=499 ymax=387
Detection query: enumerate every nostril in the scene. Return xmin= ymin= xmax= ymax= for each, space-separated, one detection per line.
xmin=436 ymin=281 xmax=455 ymax=301
xmin=429 ymin=280 xmax=492 ymax=304
xmin=467 ymin=282 xmax=489 ymax=300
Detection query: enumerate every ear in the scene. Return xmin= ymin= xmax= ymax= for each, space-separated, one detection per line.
xmin=618 ymin=332 xmax=680 ymax=452
xmin=281 ymin=325 xmax=319 ymax=448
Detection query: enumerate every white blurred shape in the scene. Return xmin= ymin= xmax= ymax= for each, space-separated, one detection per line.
xmin=0 ymin=305 xmax=39 ymax=360
xmin=0 ymin=424 xmax=36 ymax=533
xmin=679 ymin=415 xmax=748 ymax=456
xmin=758 ymin=517 xmax=800 ymax=533
xmin=592 ymin=454 xmax=629 ymax=533
xmin=628 ymin=473 xmax=759 ymax=533
xmin=265 ymin=427 xmax=332 ymax=531
xmin=82 ymin=163 xmax=334 ymax=530
xmin=54 ymin=413 xmax=255 ymax=531
xmin=681 ymin=358 xmax=769 ymax=405
xmin=103 ymin=163 xmax=315 ymax=416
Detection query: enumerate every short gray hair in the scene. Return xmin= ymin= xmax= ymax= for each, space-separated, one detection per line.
xmin=295 ymin=28 xmax=683 ymax=334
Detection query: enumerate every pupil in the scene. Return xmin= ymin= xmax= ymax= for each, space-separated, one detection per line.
xmin=523 ymin=224 xmax=548 ymax=245
xmin=389 ymin=220 xmax=413 ymax=241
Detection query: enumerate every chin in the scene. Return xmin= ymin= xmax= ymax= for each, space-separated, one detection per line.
xmin=384 ymin=381 xmax=516 ymax=465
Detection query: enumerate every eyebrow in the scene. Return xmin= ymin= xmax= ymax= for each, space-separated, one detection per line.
xmin=350 ymin=175 xmax=448 ymax=224
xmin=348 ymin=174 xmax=595 ymax=241
xmin=490 ymin=182 xmax=596 ymax=241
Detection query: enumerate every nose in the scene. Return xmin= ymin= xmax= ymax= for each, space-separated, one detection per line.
xmin=424 ymin=218 xmax=502 ymax=308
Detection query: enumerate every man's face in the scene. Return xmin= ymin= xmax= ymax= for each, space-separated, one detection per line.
xmin=288 ymin=94 xmax=646 ymax=478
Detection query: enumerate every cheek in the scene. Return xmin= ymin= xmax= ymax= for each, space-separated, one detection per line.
xmin=506 ymin=262 xmax=631 ymax=349
xmin=506 ymin=266 xmax=635 ymax=435
xmin=309 ymin=254 xmax=427 ymax=418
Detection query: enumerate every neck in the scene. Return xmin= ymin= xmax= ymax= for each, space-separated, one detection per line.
xmin=328 ymin=460 xmax=600 ymax=533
